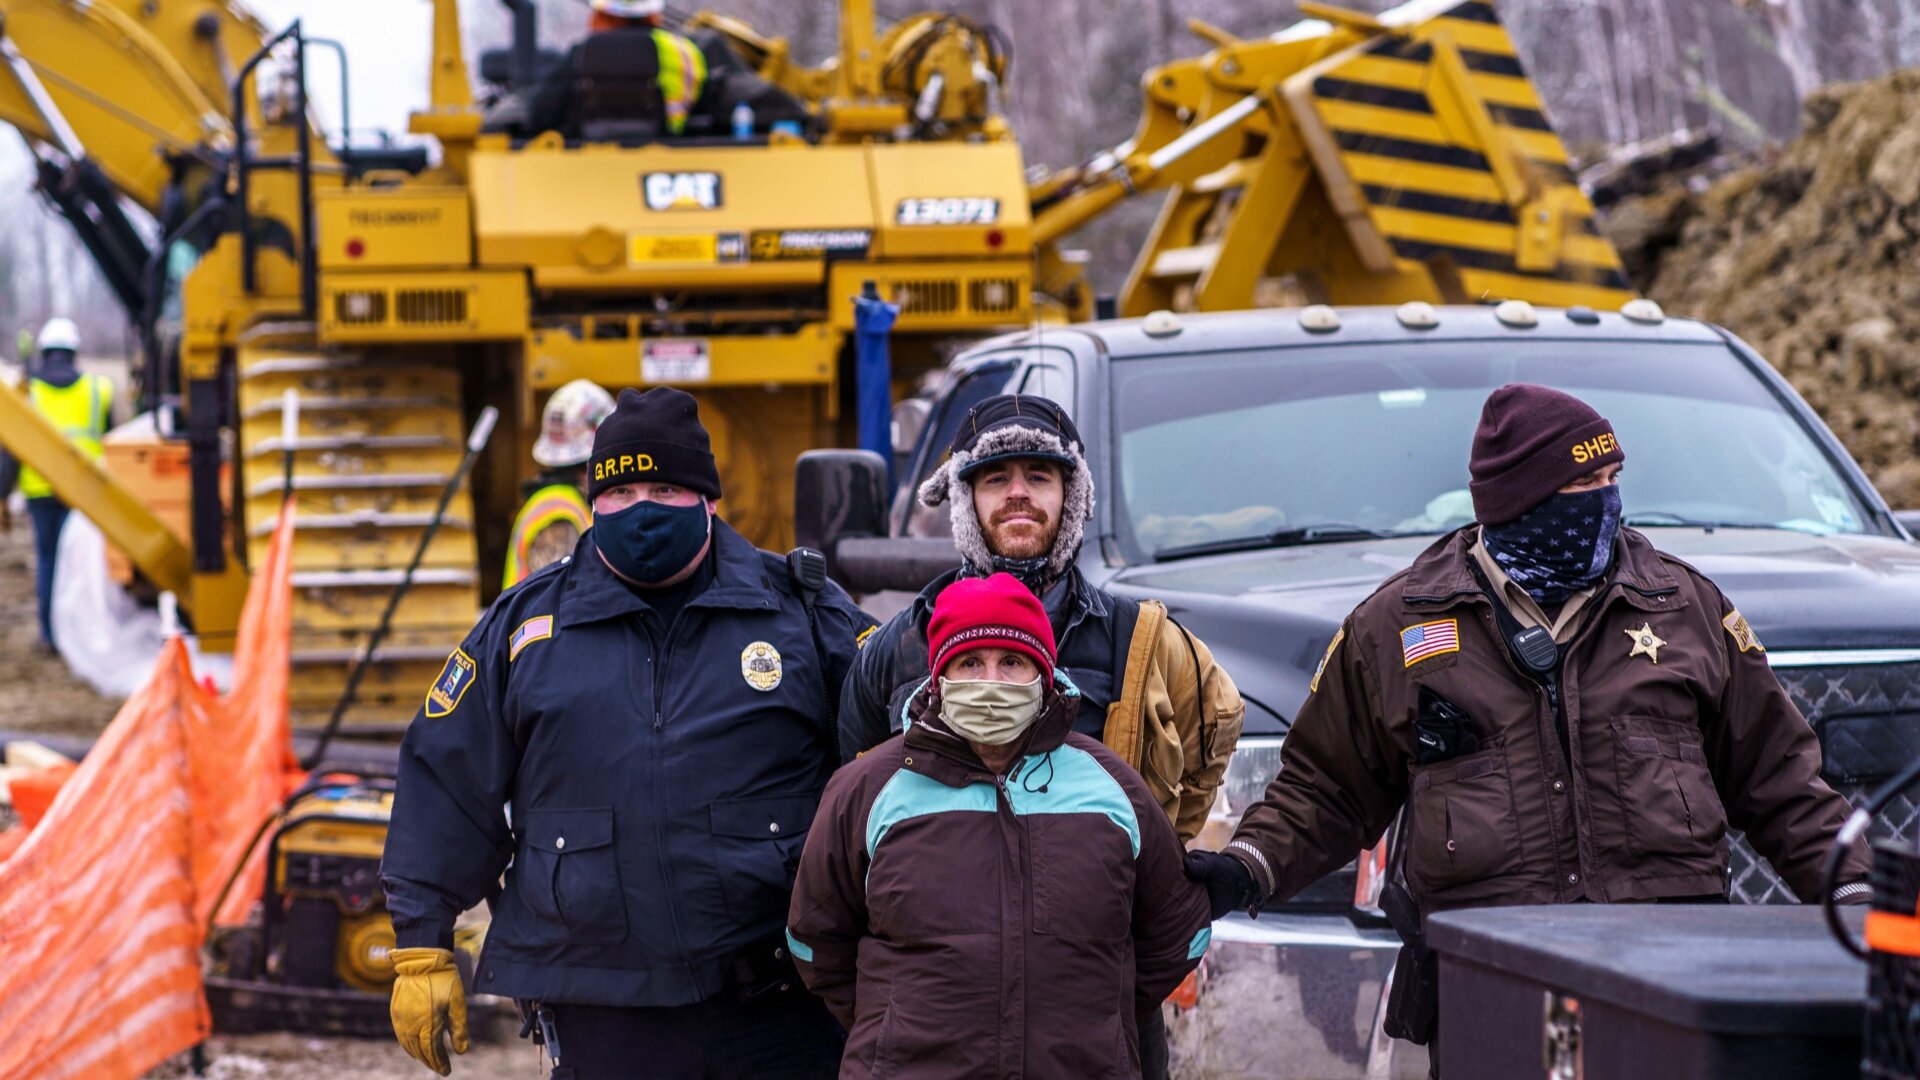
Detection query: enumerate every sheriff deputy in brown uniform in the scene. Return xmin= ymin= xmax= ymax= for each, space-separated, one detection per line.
xmin=1183 ymin=383 xmax=1871 ymax=1066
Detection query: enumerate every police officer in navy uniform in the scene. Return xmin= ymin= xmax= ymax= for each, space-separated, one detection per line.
xmin=381 ymin=387 xmax=875 ymax=1079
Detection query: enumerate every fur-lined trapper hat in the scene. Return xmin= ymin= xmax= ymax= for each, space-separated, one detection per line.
xmin=917 ymin=394 xmax=1094 ymax=584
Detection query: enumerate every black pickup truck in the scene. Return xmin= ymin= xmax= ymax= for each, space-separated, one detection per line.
xmin=794 ymin=302 xmax=1920 ymax=1077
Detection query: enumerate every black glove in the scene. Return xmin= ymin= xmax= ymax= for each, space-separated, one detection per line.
xmin=1184 ymin=850 xmax=1259 ymax=920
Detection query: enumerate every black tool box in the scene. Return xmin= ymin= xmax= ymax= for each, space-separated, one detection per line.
xmin=1426 ymin=905 xmax=1865 ymax=1079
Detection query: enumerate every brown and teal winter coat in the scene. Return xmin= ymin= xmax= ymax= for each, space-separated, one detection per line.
xmin=787 ymin=673 xmax=1212 ymax=1079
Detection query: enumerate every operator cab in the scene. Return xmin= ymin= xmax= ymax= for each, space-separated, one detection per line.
xmin=478 ymin=0 xmax=810 ymax=146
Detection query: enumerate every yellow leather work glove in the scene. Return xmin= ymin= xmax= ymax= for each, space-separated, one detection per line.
xmin=390 ymin=946 xmax=469 ymax=1076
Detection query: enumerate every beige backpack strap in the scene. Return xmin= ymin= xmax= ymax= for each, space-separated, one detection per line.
xmin=1103 ymin=598 xmax=1166 ymax=768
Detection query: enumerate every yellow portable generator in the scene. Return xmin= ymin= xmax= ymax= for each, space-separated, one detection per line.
xmin=205 ymin=772 xmax=488 ymax=1037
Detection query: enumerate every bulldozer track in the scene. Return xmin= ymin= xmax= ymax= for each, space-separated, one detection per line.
xmin=237 ymin=348 xmax=479 ymax=730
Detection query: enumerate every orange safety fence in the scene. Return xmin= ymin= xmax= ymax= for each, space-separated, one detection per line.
xmin=0 ymin=504 xmax=301 ymax=1080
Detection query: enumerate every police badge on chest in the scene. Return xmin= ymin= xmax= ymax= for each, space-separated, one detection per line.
xmin=741 ymin=641 xmax=783 ymax=692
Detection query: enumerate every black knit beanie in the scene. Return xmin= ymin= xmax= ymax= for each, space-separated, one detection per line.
xmin=1469 ymin=384 xmax=1624 ymax=525
xmin=587 ymin=387 xmax=722 ymax=500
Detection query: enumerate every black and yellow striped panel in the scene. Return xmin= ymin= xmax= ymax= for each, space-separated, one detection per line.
xmin=1304 ymin=0 xmax=1632 ymax=303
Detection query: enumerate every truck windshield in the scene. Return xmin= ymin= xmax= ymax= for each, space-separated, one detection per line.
xmin=1112 ymin=340 xmax=1879 ymax=561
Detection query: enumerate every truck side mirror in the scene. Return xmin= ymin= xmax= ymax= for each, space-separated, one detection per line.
xmin=795 ymin=449 xmax=889 ymax=578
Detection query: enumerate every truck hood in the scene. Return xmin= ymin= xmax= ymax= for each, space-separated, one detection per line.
xmin=1102 ymin=528 xmax=1920 ymax=735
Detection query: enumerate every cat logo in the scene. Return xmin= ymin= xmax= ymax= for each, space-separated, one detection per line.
xmin=643 ymin=171 xmax=723 ymax=211
xmin=741 ymin=641 xmax=783 ymax=692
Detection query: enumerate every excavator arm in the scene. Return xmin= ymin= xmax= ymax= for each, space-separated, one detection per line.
xmin=0 ymin=0 xmax=279 ymax=321
xmin=1032 ymin=0 xmax=1633 ymax=314
xmin=0 ymin=0 xmax=267 ymax=213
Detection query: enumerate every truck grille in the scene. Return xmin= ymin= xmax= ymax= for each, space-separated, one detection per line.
xmin=1730 ymin=660 xmax=1920 ymax=904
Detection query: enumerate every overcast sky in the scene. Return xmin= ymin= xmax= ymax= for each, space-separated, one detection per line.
xmin=248 ymin=0 xmax=434 ymax=142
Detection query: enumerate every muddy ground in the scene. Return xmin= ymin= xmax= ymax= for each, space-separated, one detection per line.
xmin=0 ymin=506 xmax=125 ymax=738
xmin=144 ymin=1029 xmax=535 ymax=1080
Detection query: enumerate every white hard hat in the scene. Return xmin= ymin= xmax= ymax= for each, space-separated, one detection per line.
xmin=532 ymin=379 xmax=616 ymax=468
xmin=37 ymin=317 xmax=79 ymax=354
xmin=591 ymin=0 xmax=665 ymax=16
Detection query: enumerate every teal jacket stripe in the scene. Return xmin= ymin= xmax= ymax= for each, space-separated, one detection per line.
xmin=1186 ymin=926 xmax=1212 ymax=960
xmin=864 ymin=742 xmax=1143 ymax=867
xmin=1004 ymin=743 xmax=1141 ymax=857
xmin=785 ymin=928 xmax=815 ymax=963
xmin=866 ymin=767 xmax=998 ymax=861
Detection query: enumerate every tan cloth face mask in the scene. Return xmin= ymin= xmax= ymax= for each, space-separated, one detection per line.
xmin=937 ymin=675 xmax=1044 ymax=745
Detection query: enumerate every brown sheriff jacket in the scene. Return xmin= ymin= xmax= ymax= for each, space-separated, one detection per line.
xmin=1226 ymin=528 xmax=1867 ymax=912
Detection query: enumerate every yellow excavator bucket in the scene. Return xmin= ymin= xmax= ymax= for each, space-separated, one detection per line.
xmin=1282 ymin=0 xmax=1631 ymax=307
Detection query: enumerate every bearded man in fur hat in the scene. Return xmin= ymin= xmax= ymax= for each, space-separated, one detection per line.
xmin=837 ymin=393 xmax=1246 ymax=1080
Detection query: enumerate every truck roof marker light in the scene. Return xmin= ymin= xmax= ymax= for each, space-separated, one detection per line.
xmin=1142 ymin=309 xmax=1184 ymax=337
xmin=1396 ymin=301 xmax=1438 ymax=330
xmin=985 ymin=228 xmax=1005 ymax=249
xmin=1566 ymin=306 xmax=1601 ymax=325
xmin=1494 ymin=299 xmax=1538 ymax=329
xmin=345 ymin=238 xmax=365 ymax=259
xmin=1621 ymin=298 xmax=1666 ymax=325
xmin=1299 ymin=305 xmax=1340 ymax=333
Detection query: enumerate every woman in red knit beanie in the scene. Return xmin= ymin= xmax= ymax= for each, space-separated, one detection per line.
xmin=787 ymin=572 xmax=1212 ymax=1079
xmin=923 ymin=573 xmax=1057 ymax=772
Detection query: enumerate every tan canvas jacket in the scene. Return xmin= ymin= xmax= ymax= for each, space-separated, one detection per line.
xmin=1105 ymin=599 xmax=1247 ymax=842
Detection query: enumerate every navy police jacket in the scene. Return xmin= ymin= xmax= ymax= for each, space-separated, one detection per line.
xmin=381 ymin=519 xmax=875 ymax=1007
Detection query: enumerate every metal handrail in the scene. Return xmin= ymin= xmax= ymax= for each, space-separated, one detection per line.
xmin=304 ymin=37 xmax=351 ymax=162
xmin=229 ymin=21 xmax=316 ymax=319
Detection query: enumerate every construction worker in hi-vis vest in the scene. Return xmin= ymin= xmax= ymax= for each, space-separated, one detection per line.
xmin=520 ymin=0 xmax=711 ymax=140
xmin=20 ymin=317 xmax=111 ymax=649
xmin=504 ymin=379 xmax=614 ymax=590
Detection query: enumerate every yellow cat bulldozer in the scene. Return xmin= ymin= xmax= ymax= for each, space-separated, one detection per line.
xmin=0 ymin=0 xmax=1627 ymax=1029
xmin=0 ymin=0 xmax=1626 ymax=730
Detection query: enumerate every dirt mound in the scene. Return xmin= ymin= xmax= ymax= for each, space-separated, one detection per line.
xmin=1604 ymin=70 xmax=1920 ymax=508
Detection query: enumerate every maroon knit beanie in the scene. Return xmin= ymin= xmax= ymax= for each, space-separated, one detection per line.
xmin=1469 ymin=384 xmax=1625 ymax=525
xmin=927 ymin=573 xmax=1057 ymax=680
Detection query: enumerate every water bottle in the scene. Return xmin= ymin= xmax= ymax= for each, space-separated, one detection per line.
xmin=731 ymin=102 xmax=754 ymax=140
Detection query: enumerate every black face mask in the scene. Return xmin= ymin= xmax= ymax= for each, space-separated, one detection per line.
xmin=595 ymin=498 xmax=710 ymax=584
xmin=1482 ymin=485 xmax=1622 ymax=606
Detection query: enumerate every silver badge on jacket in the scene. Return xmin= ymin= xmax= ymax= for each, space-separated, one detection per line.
xmin=741 ymin=641 xmax=783 ymax=691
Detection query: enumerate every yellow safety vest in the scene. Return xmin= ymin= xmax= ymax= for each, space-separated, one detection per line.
xmin=19 ymin=373 xmax=111 ymax=500
xmin=503 ymin=482 xmax=591 ymax=589
xmin=652 ymin=28 xmax=708 ymax=136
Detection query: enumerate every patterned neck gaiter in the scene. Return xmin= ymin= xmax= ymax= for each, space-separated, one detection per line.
xmin=1481 ymin=485 xmax=1623 ymax=606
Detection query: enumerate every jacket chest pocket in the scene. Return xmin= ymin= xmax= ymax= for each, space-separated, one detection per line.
xmin=1611 ymin=716 xmax=1728 ymax=861
xmin=1406 ymin=748 xmax=1525 ymax=894
xmin=1031 ymin=814 xmax=1133 ymax=941
xmin=710 ymin=795 xmax=815 ymax=924
xmin=515 ymin=807 xmax=628 ymax=945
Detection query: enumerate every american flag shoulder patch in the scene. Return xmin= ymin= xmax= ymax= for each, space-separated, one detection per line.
xmin=510 ymin=615 xmax=554 ymax=661
xmin=1400 ymin=618 xmax=1460 ymax=667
